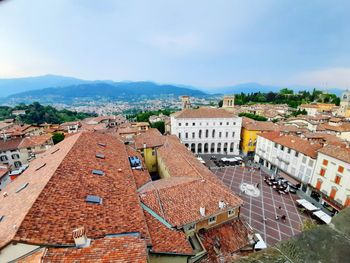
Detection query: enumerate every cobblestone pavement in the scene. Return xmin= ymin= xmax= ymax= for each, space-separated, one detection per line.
xmin=214 ymin=166 xmax=310 ymax=246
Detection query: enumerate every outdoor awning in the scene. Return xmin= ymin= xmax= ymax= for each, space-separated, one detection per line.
xmin=278 ymin=171 xmax=300 ymax=186
xmin=313 ymin=210 xmax=332 ymax=224
xmin=254 ymin=233 xmax=267 ymax=250
xmin=296 ymin=199 xmax=320 ymax=211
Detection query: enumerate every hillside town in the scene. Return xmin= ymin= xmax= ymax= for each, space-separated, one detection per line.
xmin=0 ymin=91 xmax=350 ymax=262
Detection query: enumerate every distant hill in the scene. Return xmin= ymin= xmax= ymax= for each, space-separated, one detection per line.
xmin=0 ymin=74 xmax=91 ymax=97
xmin=6 ymin=81 xmax=207 ymax=104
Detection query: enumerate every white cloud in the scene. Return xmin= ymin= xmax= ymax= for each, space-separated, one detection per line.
xmin=293 ymin=68 xmax=350 ymax=89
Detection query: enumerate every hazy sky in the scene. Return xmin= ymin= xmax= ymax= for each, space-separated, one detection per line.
xmin=1 ymin=0 xmax=350 ymax=89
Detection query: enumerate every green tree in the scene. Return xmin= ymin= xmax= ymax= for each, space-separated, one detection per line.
xmin=150 ymin=121 xmax=165 ymax=134
xmin=52 ymin=132 xmax=65 ymax=144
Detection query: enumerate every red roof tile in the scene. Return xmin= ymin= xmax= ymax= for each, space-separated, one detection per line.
xmin=134 ymin=128 xmax=165 ymax=149
xmin=0 ymin=132 xmax=150 ymax=248
xmin=173 ymin=107 xmax=236 ymax=119
xmin=199 ymin=219 xmax=250 ymax=262
xmin=318 ymin=145 xmax=350 ymax=163
xmin=144 ymin=211 xmax=193 ymax=255
xmin=43 ymin=236 xmax=148 ymax=263
xmin=18 ymin=134 xmax=52 ymax=148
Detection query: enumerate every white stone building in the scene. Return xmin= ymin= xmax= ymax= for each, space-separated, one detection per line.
xmin=309 ymin=145 xmax=350 ymax=213
xmin=254 ymin=132 xmax=322 ymax=192
xmin=170 ymin=108 xmax=242 ymax=155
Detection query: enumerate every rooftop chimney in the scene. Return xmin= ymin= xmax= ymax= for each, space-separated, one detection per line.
xmin=219 ymin=200 xmax=226 ymax=209
xmin=72 ymin=227 xmax=91 ymax=248
xmin=199 ymin=207 xmax=206 ymax=217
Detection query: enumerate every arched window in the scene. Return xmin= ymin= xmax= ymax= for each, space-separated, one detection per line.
xmin=210 ymin=143 xmax=215 ymax=153
xmin=205 ymin=129 xmax=209 ymax=138
xmin=217 ymin=143 xmax=221 ymax=153
xmin=191 ymin=143 xmax=196 ymax=153
xmin=14 ymin=161 xmax=22 ymax=168
xmin=11 ymin=153 xmax=19 ymax=160
xmin=199 ymin=130 xmax=202 ymax=139
xmin=223 ymin=143 xmax=228 ymax=153
xmin=212 ymin=129 xmax=215 ymax=138
xmin=204 ymin=143 xmax=209 ymax=153
xmin=198 ymin=143 xmax=202 ymax=153
xmin=230 ymin=143 xmax=234 ymax=152
xmin=0 ymin=155 xmax=8 ymax=162
xmin=185 ymin=143 xmax=189 ymax=148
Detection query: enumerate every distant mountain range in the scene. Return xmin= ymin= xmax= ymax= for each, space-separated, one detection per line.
xmin=0 ymin=74 xmax=345 ymax=104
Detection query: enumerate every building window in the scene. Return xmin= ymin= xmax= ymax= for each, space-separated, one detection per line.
xmin=316 ymin=179 xmax=322 ymax=190
xmin=11 ymin=154 xmax=20 ymax=160
xmin=228 ymin=209 xmax=235 ymax=217
xmin=338 ymin=166 xmax=344 ymax=173
xmin=308 ymin=160 xmax=314 ymax=167
xmin=280 ymin=145 xmax=284 ymax=151
xmin=14 ymin=161 xmax=22 ymax=168
xmin=295 ymin=151 xmax=299 ymax=157
xmin=225 ymin=132 xmax=228 ymax=138
xmin=330 ymin=187 xmax=337 ymax=200
xmin=185 ymin=132 xmax=188 ymax=139
xmin=208 ymin=216 xmax=217 ymax=224
xmin=178 ymin=133 xmax=181 ymax=139
xmin=232 ymin=132 xmax=235 ymax=137
xmin=345 ymin=196 xmax=350 ymax=208
xmin=287 ymin=148 xmax=291 ymax=154
xmin=192 ymin=132 xmax=195 ymax=139
xmin=230 ymin=143 xmax=234 ymax=152
xmin=219 ymin=132 xmax=222 ymax=138
xmin=0 ymin=156 xmax=8 ymax=162
xmin=233 ymin=122 xmax=236 ymax=125
xmin=220 ymin=122 xmax=222 ymax=125
xmin=322 ymin=159 xmax=328 ymax=166
xmin=212 ymin=129 xmax=215 ymax=138
xmin=152 ymin=149 xmax=156 ymax=156
xmin=320 ymin=168 xmax=326 ymax=177
xmin=334 ymin=175 xmax=341 ymax=185
xmin=199 ymin=130 xmax=202 ymax=138
xmin=185 ymin=123 xmax=188 ymax=126
xmin=192 ymin=122 xmax=195 ymax=126
xmin=226 ymin=122 xmax=229 ymax=125
xmin=205 ymin=129 xmax=209 ymax=138
xmin=179 ymin=123 xmax=182 ymax=126
xmin=274 ymin=143 xmax=278 ymax=148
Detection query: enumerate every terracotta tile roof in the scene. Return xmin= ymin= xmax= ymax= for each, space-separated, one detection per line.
xmin=144 ymin=210 xmax=193 ymax=255
xmin=173 ymin=107 xmax=236 ymax=119
xmin=0 ymin=138 xmax=22 ymax=152
xmin=42 ymin=235 xmax=148 ymax=263
xmin=117 ymin=127 xmax=139 ymax=135
xmin=318 ymin=145 xmax=350 ymax=163
xmin=18 ymin=134 xmax=52 ymax=148
xmin=0 ymin=132 xmax=150 ymax=248
xmin=134 ymin=128 xmax=165 ymax=149
xmin=139 ymin=177 xmax=242 ymax=227
xmin=320 ymin=123 xmax=350 ymax=132
xmin=259 ymin=132 xmax=322 ymax=158
xmin=257 ymin=131 xmax=280 ymax=141
xmin=199 ymin=219 xmax=250 ymax=262
xmin=242 ymin=118 xmax=280 ymax=131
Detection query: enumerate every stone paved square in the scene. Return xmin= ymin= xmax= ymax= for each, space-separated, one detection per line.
xmin=214 ymin=166 xmax=310 ymax=246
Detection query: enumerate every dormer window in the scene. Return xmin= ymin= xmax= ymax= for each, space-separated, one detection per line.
xmin=228 ymin=209 xmax=235 ymax=217
xmin=208 ymin=216 xmax=217 ymax=225
xmin=92 ymin=169 xmax=104 ymax=176
xmin=86 ymin=195 xmax=102 ymax=204
xmin=96 ymin=153 xmax=105 ymax=159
